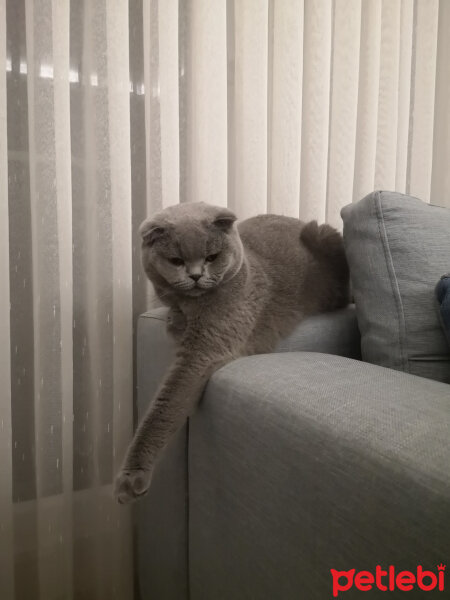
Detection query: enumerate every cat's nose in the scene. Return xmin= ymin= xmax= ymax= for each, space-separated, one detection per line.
xmin=189 ymin=274 xmax=201 ymax=282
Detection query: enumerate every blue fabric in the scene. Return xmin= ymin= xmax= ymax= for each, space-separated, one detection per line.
xmin=342 ymin=191 xmax=450 ymax=383
xmin=436 ymin=275 xmax=450 ymax=348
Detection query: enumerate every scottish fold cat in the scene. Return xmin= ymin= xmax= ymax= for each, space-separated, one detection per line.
xmin=115 ymin=202 xmax=349 ymax=503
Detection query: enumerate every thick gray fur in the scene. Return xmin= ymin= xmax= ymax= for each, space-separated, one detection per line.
xmin=115 ymin=202 xmax=349 ymax=503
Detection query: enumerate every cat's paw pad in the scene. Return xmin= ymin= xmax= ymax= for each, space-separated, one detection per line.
xmin=114 ymin=469 xmax=152 ymax=504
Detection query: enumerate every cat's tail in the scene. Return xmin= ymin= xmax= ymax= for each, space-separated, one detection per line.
xmin=300 ymin=220 xmax=349 ymax=281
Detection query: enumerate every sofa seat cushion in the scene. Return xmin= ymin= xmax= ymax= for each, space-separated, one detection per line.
xmin=341 ymin=190 xmax=450 ymax=383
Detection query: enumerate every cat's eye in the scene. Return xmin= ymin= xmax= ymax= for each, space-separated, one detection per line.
xmin=205 ymin=253 xmax=219 ymax=263
xmin=169 ymin=257 xmax=184 ymax=266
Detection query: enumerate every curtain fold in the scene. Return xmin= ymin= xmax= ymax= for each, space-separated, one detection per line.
xmin=1 ymin=1 xmax=449 ymax=599
xmin=268 ymin=0 xmax=303 ymax=217
xmin=0 ymin=0 xmax=14 ymax=595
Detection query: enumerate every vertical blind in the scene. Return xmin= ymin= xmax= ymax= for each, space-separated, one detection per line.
xmin=1 ymin=1 xmax=449 ymax=599
xmin=136 ymin=0 xmax=450 ymax=228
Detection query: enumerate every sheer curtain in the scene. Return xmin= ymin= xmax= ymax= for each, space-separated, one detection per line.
xmin=1 ymin=1 xmax=134 ymax=598
xmin=1 ymin=1 xmax=449 ymax=599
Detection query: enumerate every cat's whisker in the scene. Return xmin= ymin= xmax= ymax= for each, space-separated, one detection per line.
xmin=173 ymin=281 xmax=194 ymax=290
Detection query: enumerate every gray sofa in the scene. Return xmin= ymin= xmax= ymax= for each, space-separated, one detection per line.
xmin=136 ymin=306 xmax=450 ymax=600
xmin=136 ymin=191 xmax=450 ymax=599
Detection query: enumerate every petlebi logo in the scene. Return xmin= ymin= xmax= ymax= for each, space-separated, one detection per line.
xmin=330 ymin=564 xmax=445 ymax=597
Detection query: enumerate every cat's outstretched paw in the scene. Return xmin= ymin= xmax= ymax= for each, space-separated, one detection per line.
xmin=114 ymin=469 xmax=152 ymax=504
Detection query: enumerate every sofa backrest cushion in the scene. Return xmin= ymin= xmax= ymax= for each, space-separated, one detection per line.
xmin=341 ymin=191 xmax=450 ymax=384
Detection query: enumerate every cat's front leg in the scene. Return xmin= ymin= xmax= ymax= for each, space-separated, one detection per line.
xmin=114 ymin=350 xmax=229 ymax=504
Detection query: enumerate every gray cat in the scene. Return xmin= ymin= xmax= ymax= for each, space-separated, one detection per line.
xmin=115 ymin=202 xmax=349 ymax=503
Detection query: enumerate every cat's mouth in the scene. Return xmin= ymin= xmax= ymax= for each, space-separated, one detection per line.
xmin=184 ymin=284 xmax=209 ymax=296
xmin=171 ymin=278 xmax=218 ymax=296
xmin=182 ymin=282 xmax=216 ymax=296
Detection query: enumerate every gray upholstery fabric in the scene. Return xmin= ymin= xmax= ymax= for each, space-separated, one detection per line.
xmin=136 ymin=309 xmax=450 ymax=599
xmin=341 ymin=190 xmax=450 ymax=383
xmin=136 ymin=312 xmax=188 ymax=600
xmin=140 ymin=305 xmax=361 ymax=359
xmin=189 ymin=353 xmax=450 ymax=600
xmin=275 ymin=305 xmax=360 ymax=358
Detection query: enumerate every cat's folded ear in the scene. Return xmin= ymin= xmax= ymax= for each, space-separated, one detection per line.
xmin=139 ymin=220 xmax=165 ymax=246
xmin=212 ymin=208 xmax=237 ymax=232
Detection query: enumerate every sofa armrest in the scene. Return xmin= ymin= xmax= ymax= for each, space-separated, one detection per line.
xmin=135 ymin=305 xmax=359 ymax=598
xmin=136 ymin=309 xmax=188 ymax=600
xmin=188 ymin=353 xmax=450 ymax=599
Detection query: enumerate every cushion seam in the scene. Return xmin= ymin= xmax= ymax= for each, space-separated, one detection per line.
xmin=374 ymin=191 xmax=410 ymax=373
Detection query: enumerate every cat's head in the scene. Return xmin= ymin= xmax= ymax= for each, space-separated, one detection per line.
xmin=139 ymin=202 xmax=244 ymax=296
